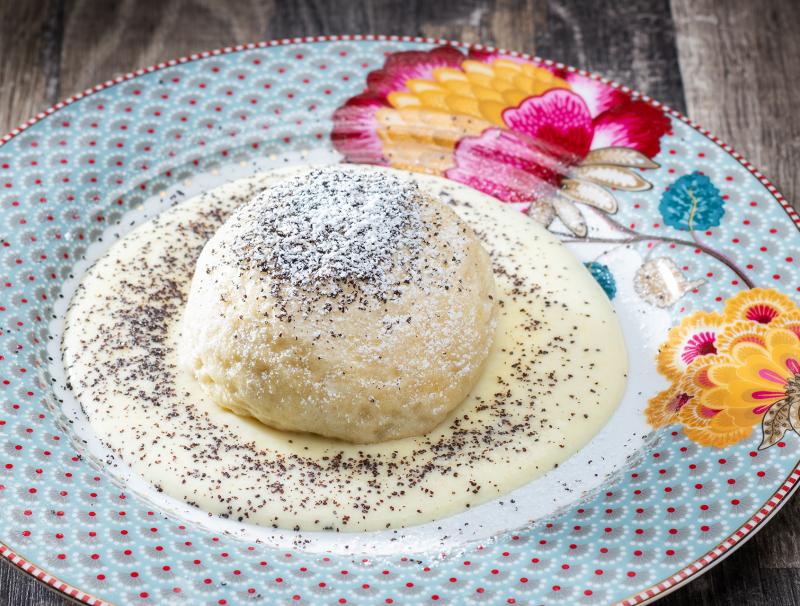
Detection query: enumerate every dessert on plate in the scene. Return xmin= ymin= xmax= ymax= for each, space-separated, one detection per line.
xmin=63 ymin=165 xmax=627 ymax=531
xmin=181 ymin=169 xmax=497 ymax=443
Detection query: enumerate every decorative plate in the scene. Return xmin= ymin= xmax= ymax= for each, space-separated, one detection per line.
xmin=1 ymin=36 xmax=798 ymax=606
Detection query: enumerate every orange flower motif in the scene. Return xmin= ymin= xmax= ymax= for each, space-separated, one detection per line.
xmin=371 ymin=60 xmax=572 ymax=176
xmin=655 ymin=311 xmax=724 ymax=381
xmin=645 ymin=377 xmax=695 ymax=429
xmin=647 ymin=288 xmax=800 ymax=449
xmin=702 ymin=328 xmax=800 ymax=449
xmin=775 ymin=310 xmax=800 ymax=340
xmin=680 ymin=405 xmax=757 ymax=448
xmin=714 ymin=320 xmax=768 ymax=353
xmin=686 ymin=353 xmax=728 ymax=391
xmin=646 ymin=354 xmax=723 ymax=429
xmin=679 ymin=353 xmax=762 ymax=447
xmin=704 ymin=329 xmax=799 ymax=409
xmin=332 ymin=46 xmax=670 ymax=236
xmin=380 ymin=58 xmax=569 ymax=128
xmin=722 ymin=287 xmax=796 ymax=325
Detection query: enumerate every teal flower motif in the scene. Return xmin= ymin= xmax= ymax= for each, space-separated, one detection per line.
xmin=584 ymin=261 xmax=617 ymax=299
xmin=659 ymin=172 xmax=725 ymax=231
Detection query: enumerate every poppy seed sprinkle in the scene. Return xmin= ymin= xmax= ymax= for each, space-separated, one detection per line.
xmin=231 ymin=167 xmax=425 ymax=303
xmin=61 ymin=167 xmax=627 ymax=535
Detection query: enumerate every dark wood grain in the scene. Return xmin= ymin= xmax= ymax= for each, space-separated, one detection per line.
xmin=0 ymin=1 xmax=798 ymax=605
xmin=58 ymin=0 xmax=273 ymax=98
xmin=535 ymin=0 xmax=686 ymax=113
xmin=0 ymin=0 xmax=62 ymax=136
xmin=2 ymin=0 xmax=687 ymax=132
xmin=0 ymin=561 xmax=75 ymax=606
xmin=672 ymin=0 xmax=800 ymax=219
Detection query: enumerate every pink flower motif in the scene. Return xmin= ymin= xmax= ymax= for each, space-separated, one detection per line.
xmin=446 ymin=90 xmax=595 ymax=201
xmin=444 ymin=129 xmax=561 ymax=203
xmin=591 ymin=101 xmax=670 ymax=158
xmin=331 ymin=95 xmax=387 ymax=165
xmin=465 ymin=49 xmax=669 ymax=156
xmin=331 ymin=47 xmax=465 ymax=165
xmin=502 ymin=90 xmax=594 ymax=159
xmin=446 ymin=87 xmax=670 ymax=204
xmin=668 ymin=391 xmax=693 ymax=413
xmin=681 ymin=331 xmax=718 ymax=365
xmin=331 ymin=46 xmax=672 ymax=234
xmin=746 ymin=304 xmax=781 ymax=324
xmin=466 ymin=49 xmax=630 ymax=118
xmin=366 ymin=46 xmax=465 ymax=98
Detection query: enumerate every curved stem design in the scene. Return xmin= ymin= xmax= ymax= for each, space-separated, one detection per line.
xmin=560 ymin=231 xmax=756 ymax=289
xmin=569 ymin=206 xmax=756 ymax=289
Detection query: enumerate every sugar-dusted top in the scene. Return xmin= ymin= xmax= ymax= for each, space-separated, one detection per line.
xmin=231 ymin=167 xmax=425 ymax=300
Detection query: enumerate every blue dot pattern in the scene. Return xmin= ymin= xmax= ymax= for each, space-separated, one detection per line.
xmin=0 ymin=39 xmax=798 ymax=605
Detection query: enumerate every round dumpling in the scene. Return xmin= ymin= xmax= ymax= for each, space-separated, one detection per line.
xmin=179 ymin=166 xmax=497 ymax=443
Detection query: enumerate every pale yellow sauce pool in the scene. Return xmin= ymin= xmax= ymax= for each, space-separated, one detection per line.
xmin=63 ymin=167 xmax=627 ymax=532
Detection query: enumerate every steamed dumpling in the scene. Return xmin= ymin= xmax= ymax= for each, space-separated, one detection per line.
xmin=179 ymin=166 xmax=497 ymax=443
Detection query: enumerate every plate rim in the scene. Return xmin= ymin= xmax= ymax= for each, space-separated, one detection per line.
xmin=1 ymin=33 xmax=798 ymax=606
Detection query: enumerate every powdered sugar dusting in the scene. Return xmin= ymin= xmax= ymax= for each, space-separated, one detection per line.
xmin=233 ymin=167 xmax=424 ymax=300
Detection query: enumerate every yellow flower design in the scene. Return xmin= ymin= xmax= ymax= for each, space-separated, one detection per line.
xmin=655 ymin=311 xmax=724 ymax=381
xmin=714 ymin=320 xmax=768 ymax=353
xmin=372 ymin=59 xmax=571 ymax=175
xmin=681 ymin=412 xmax=755 ymax=449
xmin=722 ymin=287 xmax=796 ymax=324
xmin=645 ymin=377 xmax=694 ymax=429
xmin=646 ymin=354 xmax=723 ymax=429
xmin=647 ymin=288 xmax=800 ymax=449
xmin=775 ymin=310 xmax=800 ymax=339
xmin=686 ymin=353 xmax=728 ymax=390
xmin=382 ymin=59 xmax=569 ymax=126
xmin=704 ymin=329 xmax=798 ymax=407
xmin=332 ymin=46 xmax=671 ymax=236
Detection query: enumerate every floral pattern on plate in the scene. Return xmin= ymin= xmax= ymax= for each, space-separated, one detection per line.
xmin=647 ymin=289 xmax=800 ymax=449
xmin=332 ymin=46 xmax=670 ymax=238
xmin=332 ymin=47 xmax=761 ymax=309
xmin=0 ymin=36 xmax=798 ymax=606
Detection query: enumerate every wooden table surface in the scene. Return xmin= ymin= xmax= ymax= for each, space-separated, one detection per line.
xmin=1 ymin=0 xmax=798 ymax=604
